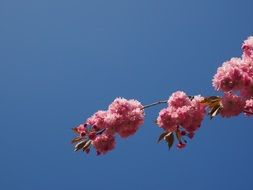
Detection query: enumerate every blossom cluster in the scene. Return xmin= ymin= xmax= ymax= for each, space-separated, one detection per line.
xmin=157 ymin=91 xmax=206 ymax=148
xmin=72 ymin=98 xmax=144 ymax=155
xmin=244 ymin=99 xmax=253 ymax=116
xmin=72 ymin=36 xmax=253 ymax=155
xmin=212 ymin=36 xmax=253 ymax=117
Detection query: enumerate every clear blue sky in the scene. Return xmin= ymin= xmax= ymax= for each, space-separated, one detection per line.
xmin=1 ymin=0 xmax=253 ymax=190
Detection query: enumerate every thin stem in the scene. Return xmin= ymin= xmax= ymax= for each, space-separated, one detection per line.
xmin=142 ymin=100 xmax=168 ymax=110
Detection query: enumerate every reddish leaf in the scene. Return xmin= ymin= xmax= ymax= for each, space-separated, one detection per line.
xmin=165 ymin=133 xmax=174 ymax=149
xmin=82 ymin=140 xmax=91 ymax=151
xmin=72 ymin=127 xmax=79 ymax=135
xmin=209 ymin=104 xmax=221 ymax=119
xmin=175 ymin=129 xmax=182 ymax=142
xmin=157 ymin=132 xmax=170 ymax=143
xmin=71 ymin=136 xmax=83 ymax=144
xmin=74 ymin=140 xmax=87 ymax=152
xmin=201 ymin=96 xmax=220 ymax=104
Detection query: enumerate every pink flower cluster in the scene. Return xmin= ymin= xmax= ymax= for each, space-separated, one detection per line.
xmin=220 ymin=92 xmax=245 ymax=118
xmin=74 ymin=98 xmax=144 ymax=155
xmin=157 ymin=91 xmax=206 ymax=148
xmin=92 ymin=134 xmax=115 ymax=155
xmin=244 ymin=99 xmax=253 ymax=116
xmin=242 ymin=36 xmax=253 ymax=61
xmin=212 ymin=36 xmax=253 ymax=117
xmin=107 ymin=98 xmax=145 ymax=137
xmin=212 ymin=58 xmax=246 ymax=92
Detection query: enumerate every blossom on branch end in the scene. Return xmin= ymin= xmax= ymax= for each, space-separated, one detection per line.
xmin=71 ymin=98 xmax=144 ymax=155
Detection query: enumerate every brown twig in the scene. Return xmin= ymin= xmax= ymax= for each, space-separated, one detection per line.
xmin=141 ymin=100 xmax=168 ymax=110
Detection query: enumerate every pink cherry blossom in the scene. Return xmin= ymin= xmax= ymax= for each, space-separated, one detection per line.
xmin=73 ymin=98 xmax=145 ymax=155
xmin=88 ymin=131 xmax=96 ymax=140
xmin=157 ymin=107 xmax=179 ymax=132
xmin=240 ymin=82 xmax=253 ymax=99
xmin=238 ymin=57 xmax=253 ymax=98
xmin=108 ymin=98 xmax=143 ymax=114
xmin=86 ymin=110 xmax=108 ymax=130
xmin=157 ymin=92 xmax=206 ymax=133
xmin=244 ymin=99 xmax=253 ymax=116
xmin=212 ymin=58 xmax=245 ymax=92
xmin=80 ymin=98 xmax=145 ymax=138
xmin=182 ymin=95 xmax=206 ymax=133
xmin=242 ymin=36 xmax=253 ymax=61
xmin=92 ymin=134 xmax=115 ymax=155
xmin=107 ymin=98 xmax=145 ymax=138
xmin=220 ymin=92 xmax=245 ymax=118
xmin=213 ymin=36 xmax=253 ymax=97
xmin=71 ymin=36 xmax=253 ymax=154
xmin=168 ymin=91 xmax=191 ymax=108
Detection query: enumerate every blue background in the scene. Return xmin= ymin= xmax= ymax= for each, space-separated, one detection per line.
xmin=1 ymin=0 xmax=253 ymax=189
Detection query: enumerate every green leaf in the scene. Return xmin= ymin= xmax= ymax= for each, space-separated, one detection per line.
xmin=165 ymin=133 xmax=174 ymax=149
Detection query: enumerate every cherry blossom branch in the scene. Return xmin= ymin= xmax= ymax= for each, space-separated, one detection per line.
xmin=71 ymin=36 xmax=253 ymax=156
xmin=141 ymin=100 xmax=168 ymax=110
